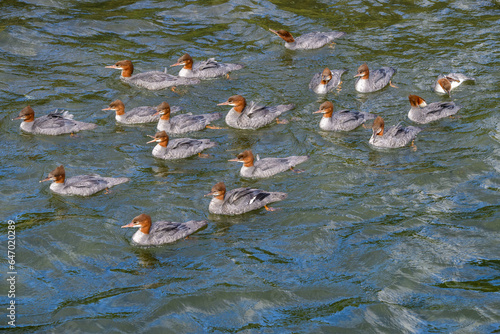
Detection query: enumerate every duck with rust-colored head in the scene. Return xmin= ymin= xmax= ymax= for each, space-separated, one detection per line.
xmin=122 ymin=213 xmax=207 ymax=246
xmin=205 ymin=182 xmax=287 ymax=215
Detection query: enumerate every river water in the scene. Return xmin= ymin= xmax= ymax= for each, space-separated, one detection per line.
xmin=1 ymin=0 xmax=499 ymax=332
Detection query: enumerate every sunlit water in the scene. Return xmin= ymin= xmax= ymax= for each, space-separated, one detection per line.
xmin=0 ymin=0 xmax=499 ymax=332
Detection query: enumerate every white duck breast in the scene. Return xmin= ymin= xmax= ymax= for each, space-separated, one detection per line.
xmin=209 ymin=187 xmax=287 ymax=215
xmin=157 ymin=112 xmax=222 ymax=134
xmin=131 ymin=220 xmax=207 ymax=246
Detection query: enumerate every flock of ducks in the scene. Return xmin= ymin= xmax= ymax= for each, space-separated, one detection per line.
xmin=13 ymin=28 xmax=475 ymax=246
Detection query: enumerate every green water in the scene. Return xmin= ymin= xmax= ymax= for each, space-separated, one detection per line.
xmin=0 ymin=0 xmax=499 ymax=332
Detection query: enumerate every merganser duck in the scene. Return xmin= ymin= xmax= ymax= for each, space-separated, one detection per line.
xmin=14 ymin=106 xmax=96 ymax=135
xmin=40 ymin=165 xmax=129 ymax=196
xmin=309 ymin=67 xmax=346 ymax=94
xmin=229 ymin=150 xmax=309 ymax=179
xmin=147 ymin=130 xmax=215 ymax=159
xmin=354 ymin=63 xmax=396 ymax=93
xmin=217 ymin=95 xmax=294 ymax=129
xmin=170 ymin=53 xmax=243 ymax=79
xmin=105 ymin=60 xmax=200 ymax=90
xmin=205 ymin=182 xmax=287 ymax=215
xmin=156 ymin=102 xmax=221 ymax=134
xmin=432 ymin=73 xmax=475 ymax=96
xmin=121 ymin=213 xmax=207 ymax=246
xmin=102 ymin=99 xmax=181 ymax=124
xmin=269 ymin=28 xmax=345 ymax=50
xmin=369 ymin=116 xmax=421 ymax=148
xmin=408 ymin=95 xmax=461 ymax=124
xmin=313 ymin=101 xmax=376 ymax=131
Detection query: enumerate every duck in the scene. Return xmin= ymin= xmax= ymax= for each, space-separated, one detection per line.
xmin=40 ymin=165 xmax=129 ymax=196
xmin=147 ymin=130 xmax=215 ymax=159
xmin=432 ymin=73 xmax=475 ymax=96
xmin=217 ymin=95 xmax=294 ymax=129
xmin=354 ymin=63 xmax=396 ymax=93
xmin=121 ymin=213 xmax=207 ymax=246
xmin=102 ymin=99 xmax=181 ymax=124
xmin=229 ymin=150 xmax=309 ymax=179
xmin=170 ymin=53 xmax=243 ymax=79
xmin=14 ymin=106 xmax=96 ymax=135
xmin=156 ymin=102 xmax=221 ymax=134
xmin=369 ymin=116 xmax=421 ymax=149
xmin=205 ymin=182 xmax=287 ymax=215
xmin=309 ymin=67 xmax=346 ymax=94
xmin=105 ymin=60 xmax=200 ymax=90
xmin=313 ymin=101 xmax=376 ymax=131
xmin=269 ymin=28 xmax=346 ymax=50
xmin=408 ymin=95 xmax=461 ymax=124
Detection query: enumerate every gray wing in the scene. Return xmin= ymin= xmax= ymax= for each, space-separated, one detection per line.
xmin=65 ymin=174 xmax=108 ymax=189
xmin=385 ymin=123 xmax=405 ymax=138
xmin=334 ymin=110 xmax=365 ymax=124
xmin=299 ymin=31 xmax=345 ymax=43
xmin=322 ymin=31 xmax=346 ymax=40
xmin=34 ymin=112 xmax=78 ymax=130
xmin=169 ymin=138 xmax=210 ymax=151
xmin=423 ymin=102 xmax=459 ymax=116
xmin=386 ymin=123 xmax=421 ymax=140
xmin=172 ymin=113 xmax=221 ymax=128
xmin=446 ymin=73 xmax=475 ymax=82
xmin=326 ymin=70 xmax=346 ymax=89
xmin=132 ymin=71 xmax=177 ymax=83
xmin=129 ymin=71 xmax=200 ymax=89
xmin=150 ymin=220 xmax=207 ymax=243
xmin=245 ymin=102 xmax=294 ymax=118
xmin=150 ymin=221 xmax=183 ymax=234
xmin=296 ymin=32 xmax=331 ymax=48
xmin=309 ymin=72 xmax=322 ymax=89
xmin=225 ymin=188 xmax=271 ymax=206
xmin=194 ymin=58 xmax=220 ymax=71
xmin=127 ymin=106 xmax=156 ymax=118
xmin=371 ymin=67 xmax=396 ymax=85
xmin=254 ymin=158 xmax=291 ymax=172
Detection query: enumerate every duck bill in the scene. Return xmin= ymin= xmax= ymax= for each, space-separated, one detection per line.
xmin=39 ymin=177 xmax=52 ymax=183
xmin=312 ymin=110 xmax=323 ymax=114
xmin=353 ymin=73 xmax=362 ymax=78
xmin=102 ymin=107 xmax=114 ymax=111
xmin=228 ymin=158 xmax=240 ymax=162
xmin=170 ymin=62 xmax=183 ymax=67
xmin=121 ymin=222 xmax=135 ymax=228
xmin=269 ymin=28 xmax=278 ymax=35
xmin=146 ymin=138 xmax=158 ymax=144
xmin=12 ymin=116 xmax=24 ymax=120
xmin=204 ymin=191 xmax=215 ymax=197
xmin=105 ymin=65 xmax=120 ymax=69
xmin=217 ymin=101 xmax=230 ymax=106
